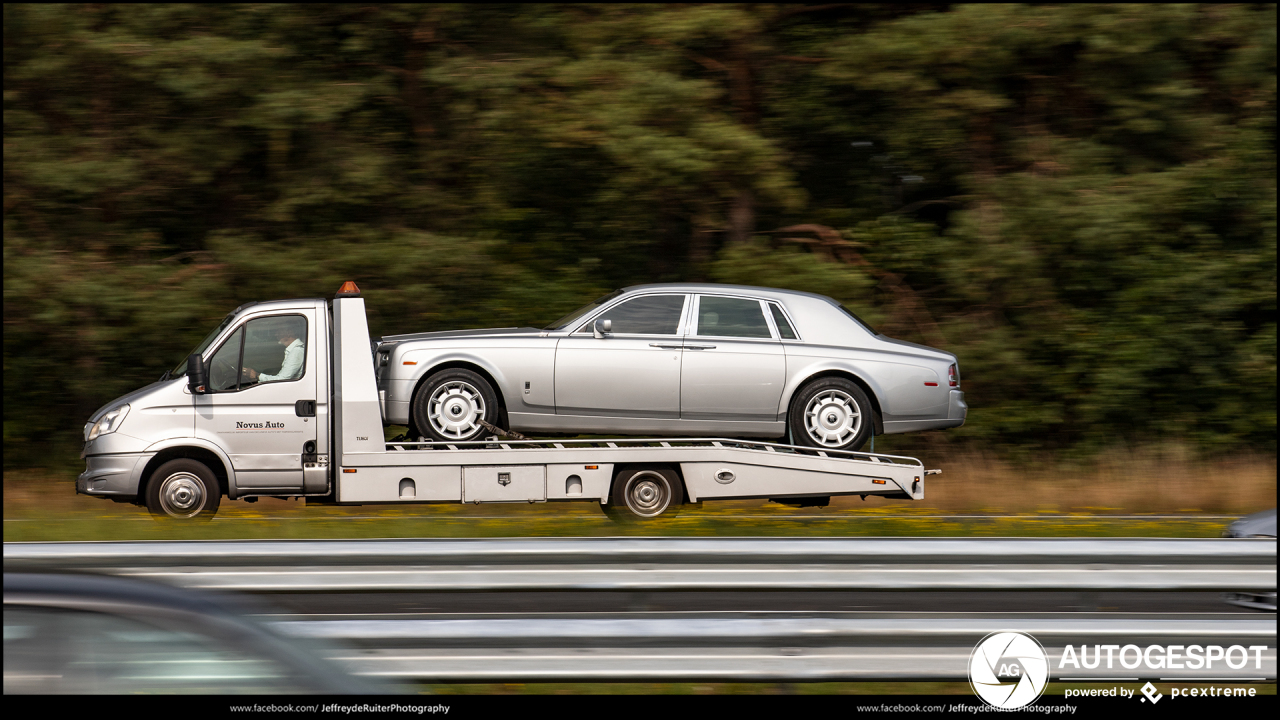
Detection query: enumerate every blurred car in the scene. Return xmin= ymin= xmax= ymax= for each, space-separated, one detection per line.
xmin=1220 ymin=508 xmax=1276 ymax=612
xmin=377 ymin=283 xmax=966 ymax=451
xmin=3 ymin=572 xmax=381 ymax=694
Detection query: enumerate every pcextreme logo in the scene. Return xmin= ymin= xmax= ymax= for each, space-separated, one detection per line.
xmin=970 ymin=631 xmax=1050 ymax=709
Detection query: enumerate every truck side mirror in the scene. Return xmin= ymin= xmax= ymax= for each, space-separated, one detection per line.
xmin=593 ymin=318 xmax=612 ymax=339
xmin=187 ymin=354 xmax=208 ymax=394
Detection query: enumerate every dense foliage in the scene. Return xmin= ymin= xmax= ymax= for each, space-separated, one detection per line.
xmin=5 ymin=4 xmax=1275 ymax=464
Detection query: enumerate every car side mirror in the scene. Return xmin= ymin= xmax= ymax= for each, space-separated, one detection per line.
xmin=593 ymin=318 xmax=612 ymax=339
xmin=186 ymin=354 xmax=208 ymax=394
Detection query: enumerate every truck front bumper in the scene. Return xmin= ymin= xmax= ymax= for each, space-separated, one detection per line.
xmin=77 ymin=453 xmax=151 ymax=498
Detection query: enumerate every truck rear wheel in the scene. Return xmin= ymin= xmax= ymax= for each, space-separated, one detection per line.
xmin=146 ymin=459 xmax=221 ymax=520
xmin=604 ymin=467 xmax=683 ymax=522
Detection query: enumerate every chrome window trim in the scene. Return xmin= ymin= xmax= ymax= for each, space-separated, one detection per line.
xmin=767 ymin=301 xmax=803 ymax=342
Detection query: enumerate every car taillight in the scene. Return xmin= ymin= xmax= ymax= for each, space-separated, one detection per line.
xmin=948 ymin=363 xmax=959 ymax=388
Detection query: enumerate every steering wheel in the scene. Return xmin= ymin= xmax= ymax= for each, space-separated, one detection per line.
xmin=210 ymin=358 xmax=238 ymax=390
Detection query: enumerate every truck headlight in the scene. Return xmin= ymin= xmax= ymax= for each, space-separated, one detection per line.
xmin=86 ymin=404 xmax=130 ymax=442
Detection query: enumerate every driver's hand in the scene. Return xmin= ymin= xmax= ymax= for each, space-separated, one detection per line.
xmin=242 ymin=367 xmax=258 ymax=381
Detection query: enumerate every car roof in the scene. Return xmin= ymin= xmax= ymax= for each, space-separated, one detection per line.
xmin=619 ymin=282 xmax=838 ymax=305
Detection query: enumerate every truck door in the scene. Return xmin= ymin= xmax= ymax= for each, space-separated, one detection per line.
xmin=195 ymin=310 xmax=319 ymax=491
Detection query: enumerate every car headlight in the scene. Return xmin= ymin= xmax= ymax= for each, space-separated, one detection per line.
xmin=86 ymin=404 xmax=130 ymax=442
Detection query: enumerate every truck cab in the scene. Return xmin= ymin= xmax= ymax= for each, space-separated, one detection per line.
xmin=78 ymin=297 xmax=334 ymax=516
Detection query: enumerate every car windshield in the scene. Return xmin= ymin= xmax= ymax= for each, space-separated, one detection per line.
xmin=170 ymin=312 xmax=236 ymax=376
xmin=544 ymin=289 xmax=625 ymax=330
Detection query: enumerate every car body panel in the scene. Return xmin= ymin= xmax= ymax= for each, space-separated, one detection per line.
xmin=378 ymin=283 xmax=965 ymax=440
xmin=382 ymin=330 xmax=554 ymax=420
xmin=555 ymin=334 xmax=683 ymax=416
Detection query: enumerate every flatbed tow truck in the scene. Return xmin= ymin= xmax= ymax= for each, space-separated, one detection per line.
xmin=77 ymin=283 xmax=936 ymax=520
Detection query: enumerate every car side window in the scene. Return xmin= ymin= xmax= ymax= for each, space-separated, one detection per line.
xmin=769 ymin=303 xmax=798 ymax=340
xmin=578 ymin=294 xmax=686 ymax=335
xmin=696 ymin=296 xmax=773 ymax=339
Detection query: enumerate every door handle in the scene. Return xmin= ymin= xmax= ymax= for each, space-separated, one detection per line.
xmin=685 ymin=344 xmax=716 ymax=350
xmin=648 ymin=343 xmax=683 ymax=349
xmin=295 ymin=400 xmax=316 ymax=417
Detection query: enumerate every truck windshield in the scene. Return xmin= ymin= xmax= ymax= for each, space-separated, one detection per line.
xmin=170 ymin=313 xmax=236 ymax=376
xmin=543 ymin=289 xmax=624 ymax=331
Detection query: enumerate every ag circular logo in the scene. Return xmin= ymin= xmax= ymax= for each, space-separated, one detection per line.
xmin=969 ymin=631 xmax=1049 ymax=709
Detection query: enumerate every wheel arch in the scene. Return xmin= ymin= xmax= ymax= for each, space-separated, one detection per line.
xmin=139 ymin=445 xmax=230 ymax=500
xmin=609 ymin=463 xmax=688 ymax=505
xmin=409 ymin=360 xmax=510 ymax=432
xmin=788 ymin=369 xmax=884 ymax=436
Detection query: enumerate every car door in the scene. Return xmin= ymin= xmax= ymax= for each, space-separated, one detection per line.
xmin=554 ymin=293 xmax=688 ymax=417
xmin=194 ymin=311 xmax=318 ymax=490
xmin=680 ymin=294 xmax=786 ymax=420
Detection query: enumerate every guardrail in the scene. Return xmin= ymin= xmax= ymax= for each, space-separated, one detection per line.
xmin=275 ymin=614 xmax=1276 ymax=681
xmin=4 ymin=537 xmax=1275 ymax=592
xmin=5 ymin=538 xmax=1275 ymax=682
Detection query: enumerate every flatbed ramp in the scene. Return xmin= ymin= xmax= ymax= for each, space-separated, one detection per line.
xmin=335 ymin=437 xmax=928 ymax=504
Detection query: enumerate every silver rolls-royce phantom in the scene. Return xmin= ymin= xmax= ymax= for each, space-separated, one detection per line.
xmin=375 ymin=283 xmax=966 ymax=451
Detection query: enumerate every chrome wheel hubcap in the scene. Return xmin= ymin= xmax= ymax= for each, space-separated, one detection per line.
xmin=804 ymin=389 xmax=861 ymax=447
xmin=429 ymin=381 xmax=486 ymax=440
xmin=158 ymin=472 xmax=206 ymax=518
xmin=625 ymin=472 xmax=670 ymax=517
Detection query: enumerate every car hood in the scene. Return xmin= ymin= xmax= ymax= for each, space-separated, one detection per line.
xmin=87 ymin=378 xmax=183 ymax=423
xmin=380 ymin=327 xmax=545 ymax=343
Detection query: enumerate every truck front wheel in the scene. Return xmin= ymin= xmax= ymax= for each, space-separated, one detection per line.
xmin=146 ymin=459 xmax=221 ymax=520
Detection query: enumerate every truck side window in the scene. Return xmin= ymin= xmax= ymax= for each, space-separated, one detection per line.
xmin=206 ymin=315 xmax=307 ymax=392
xmin=242 ymin=315 xmax=307 ymax=385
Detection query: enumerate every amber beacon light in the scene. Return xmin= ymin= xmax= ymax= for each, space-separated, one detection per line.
xmin=335 ymin=281 xmax=361 ymax=297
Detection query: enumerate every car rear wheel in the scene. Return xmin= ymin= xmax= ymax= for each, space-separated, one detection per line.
xmin=413 ymin=368 xmax=500 ymax=443
xmin=604 ymin=467 xmax=683 ymax=522
xmin=146 ymin=459 xmax=221 ymax=520
xmin=789 ymin=377 xmax=874 ymax=452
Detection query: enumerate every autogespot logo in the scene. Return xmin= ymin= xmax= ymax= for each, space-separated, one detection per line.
xmin=970 ymin=631 xmax=1050 ymax=709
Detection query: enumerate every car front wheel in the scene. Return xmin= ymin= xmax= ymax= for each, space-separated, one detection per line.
xmin=413 ymin=368 xmax=500 ymax=443
xmin=789 ymin=377 xmax=874 ymax=452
